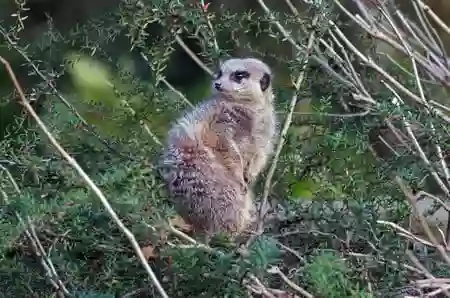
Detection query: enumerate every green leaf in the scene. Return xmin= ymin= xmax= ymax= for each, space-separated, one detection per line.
xmin=290 ymin=178 xmax=318 ymax=199
xmin=66 ymin=53 xmax=118 ymax=107
xmin=247 ymin=236 xmax=281 ymax=270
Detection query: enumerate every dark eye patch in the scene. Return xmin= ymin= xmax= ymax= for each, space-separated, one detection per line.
xmin=260 ymin=72 xmax=271 ymax=91
xmin=214 ymin=70 xmax=223 ymax=79
xmin=231 ymin=70 xmax=250 ymax=82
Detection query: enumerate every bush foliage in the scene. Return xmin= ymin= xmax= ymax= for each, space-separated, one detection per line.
xmin=1 ymin=0 xmax=450 ymax=297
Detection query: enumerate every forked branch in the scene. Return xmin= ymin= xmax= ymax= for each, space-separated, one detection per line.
xmin=0 ymin=56 xmax=170 ymax=298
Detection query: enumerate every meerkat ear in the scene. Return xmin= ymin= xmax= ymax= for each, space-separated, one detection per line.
xmin=259 ymin=72 xmax=271 ymax=91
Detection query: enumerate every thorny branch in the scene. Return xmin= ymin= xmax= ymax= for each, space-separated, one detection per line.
xmin=163 ymin=223 xmax=309 ymax=297
xmin=391 ymin=177 xmax=450 ymax=297
xmin=0 ymin=26 xmax=137 ymax=153
xmin=165 ymin=2 xmax=450 ymax=295
xmin=140 ymin=52 xmax=194 ymax=108
xmin=326 ymin=0 xmax=450 ymax=295
xmin=0 ymin=26 xmax=163 ymax=147
xmin=0 ymin=56 xmax=170 ymax=298
xmin=329 ymin=0 xmax=450 ymax=122
xmin=320 ymin=0 xmax=450 ymax=212
xmin=267 ymin=266 xmax=314 ymax=298
xmin=248 ymin=5 xmax=320 ymax=245
xmin=0 ymin=166 xmax=70 ymax=297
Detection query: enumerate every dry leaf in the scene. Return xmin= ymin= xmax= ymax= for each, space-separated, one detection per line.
xmin=170 ymin=215 xmax=193 ymax=232
xmin=141 ymin=245 xmax=157 ymax=260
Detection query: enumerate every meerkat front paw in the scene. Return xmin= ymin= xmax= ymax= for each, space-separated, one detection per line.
xmin=243 ymin=172 xmax=250 ymax=184
xmin=239 ymin=178 xmax=248 ymax=192
xmin=243 ymin=165 xmax=255 ymax=185
xmin=244 ymin=172 xmax=259 ymax=186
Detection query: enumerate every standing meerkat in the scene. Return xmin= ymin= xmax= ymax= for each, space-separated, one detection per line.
xmin=158 ymin=57 xmax=277 ymax=237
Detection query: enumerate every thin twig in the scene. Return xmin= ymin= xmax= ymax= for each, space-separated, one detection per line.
xmin=329 ymin=18 xmax=450 ymax=122
xmin=256 ymin=0 xmax=304 ymax=53
xmin=395 ymin=177 xmax=450 ymax=266
xmin=267 ymin=266 xmax=314 ymax=298
xmin=348 ymin=251 xmax=424 ymax=276
xmin=378 ymin=220 xmax=436 ymax=247
xmin=290 ymin=110 xmax=371 ymax=118
xmin=198 ymin=0 xmax=220 ymax=55
xmin=140 ymin=52 xmax=193 ymax=108
xmin=252 ymin=15 xmax=319 ymax=244
xmin=0 ymin=56 xmax=170 ymax=298
xmin=407 ymin=250 xmax=450 ymax=298
xmin=167 ymin=223 xmax=215 ymax=254
xmin=160 ymin=78 xmax=194 ymax=108
xmin=0 ymin=26 xmax=127 ymax=154
xmin=332 ymin=0 xmax=450 ymax=112
xmin=415 ymin=0 xmax=450 ymax=35
xmin=244 ymin=274 xmax=277 ymax=298
xmin=377 ymin=0 xmax=450 ymax=205
xmin=0 ymin=166 xmax=70 ymax=296
xmin=174 ymin=35 xmax=213 ymax=76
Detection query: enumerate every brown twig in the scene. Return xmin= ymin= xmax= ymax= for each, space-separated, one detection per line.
xmin=267 ymin=266 xmax=314 ymax=298
xmin=140 ymin=52 xmax=194 ymax=108
xmin=415 ymin=0 xmax=450 ymax=35
xmin=0 ymin=166 xmax=70 ymax=296
xmin=0 ymin=56 xmax=170 ymax=298
xmin=1 ymin=26 xmax=164 ymax=148
xmin=174 ymin=35 xmax=213 ymax=76
xmin=250 ymin=15 xmax=319 ymax=246
xmin=394 ymin=177 xmax=450 ymax=266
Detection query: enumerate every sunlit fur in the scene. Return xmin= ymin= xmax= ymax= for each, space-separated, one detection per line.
xmin=211 ymin=57 xmax=277 ymax=184
xmin=159 ymin=57 xmax=277 ymax=238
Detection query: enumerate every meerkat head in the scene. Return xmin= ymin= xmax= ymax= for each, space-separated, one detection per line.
xmin=212 ymin=58 xmax=273 ymax=104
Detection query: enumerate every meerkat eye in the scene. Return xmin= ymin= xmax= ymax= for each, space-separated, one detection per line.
xmin=232 ymin=70 xmax=250 ymax=83
xmin=214 ymin=70 xmax=223 ymax=80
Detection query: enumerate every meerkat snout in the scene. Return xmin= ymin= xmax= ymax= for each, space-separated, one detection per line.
xmin=214 ymin=81 xmax=223 ymax=91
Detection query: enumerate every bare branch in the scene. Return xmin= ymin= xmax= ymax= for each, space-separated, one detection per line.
xmin=267 ymin=266 xmax=314 ymax=298
xmin=0 ymin=56 xmax=170 ymax=298
xmin=174 ymin=35 xmax=213 ymax=76
xmin=252 ymin=15 xmax=319 ymax=245
xmin=415 ymin=0 xmax=450 ymax=36
xmin=0 ymin=166 xmax=70 ymax=296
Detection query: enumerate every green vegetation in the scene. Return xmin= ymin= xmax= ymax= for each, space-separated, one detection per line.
xmin=0 ymin=0 xmax=450 ymax=297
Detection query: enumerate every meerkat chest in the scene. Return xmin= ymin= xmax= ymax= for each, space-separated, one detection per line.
xmin=252 ymin=106 xmax=276 ymax=140
xmin=213 ymin=104 xmax=255 ymax=136
xmin=211 ymin=102 xmax=274 ymax=152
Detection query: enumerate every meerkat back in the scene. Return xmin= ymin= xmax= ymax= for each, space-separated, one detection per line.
xmin=158 ymin=95 xmax=254 ymax=237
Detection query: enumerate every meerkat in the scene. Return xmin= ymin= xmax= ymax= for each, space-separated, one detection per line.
xmin=158 ymin=57 xmax=277 ymax=237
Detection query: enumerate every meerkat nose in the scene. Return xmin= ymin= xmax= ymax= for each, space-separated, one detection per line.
xmin=214 ymin=82 xmax=222 ymax=91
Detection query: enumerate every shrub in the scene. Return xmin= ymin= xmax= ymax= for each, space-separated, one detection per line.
xmin=0 ymin=0 xmax=450 ymax=297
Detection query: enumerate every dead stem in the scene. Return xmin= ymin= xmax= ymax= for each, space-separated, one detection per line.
xmin=267 ymin=266 xmax=314 ymax=298
xmin=251 ymin=15 xmax=319 ymax=246
xmin=0 ymin=56 xmax=170 ymax=298
xmin=0 ymin=166 xmax=70 ymax=296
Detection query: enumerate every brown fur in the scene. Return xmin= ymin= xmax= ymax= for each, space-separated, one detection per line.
xmin=159 ymin=58 xmax=277 ymax=237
